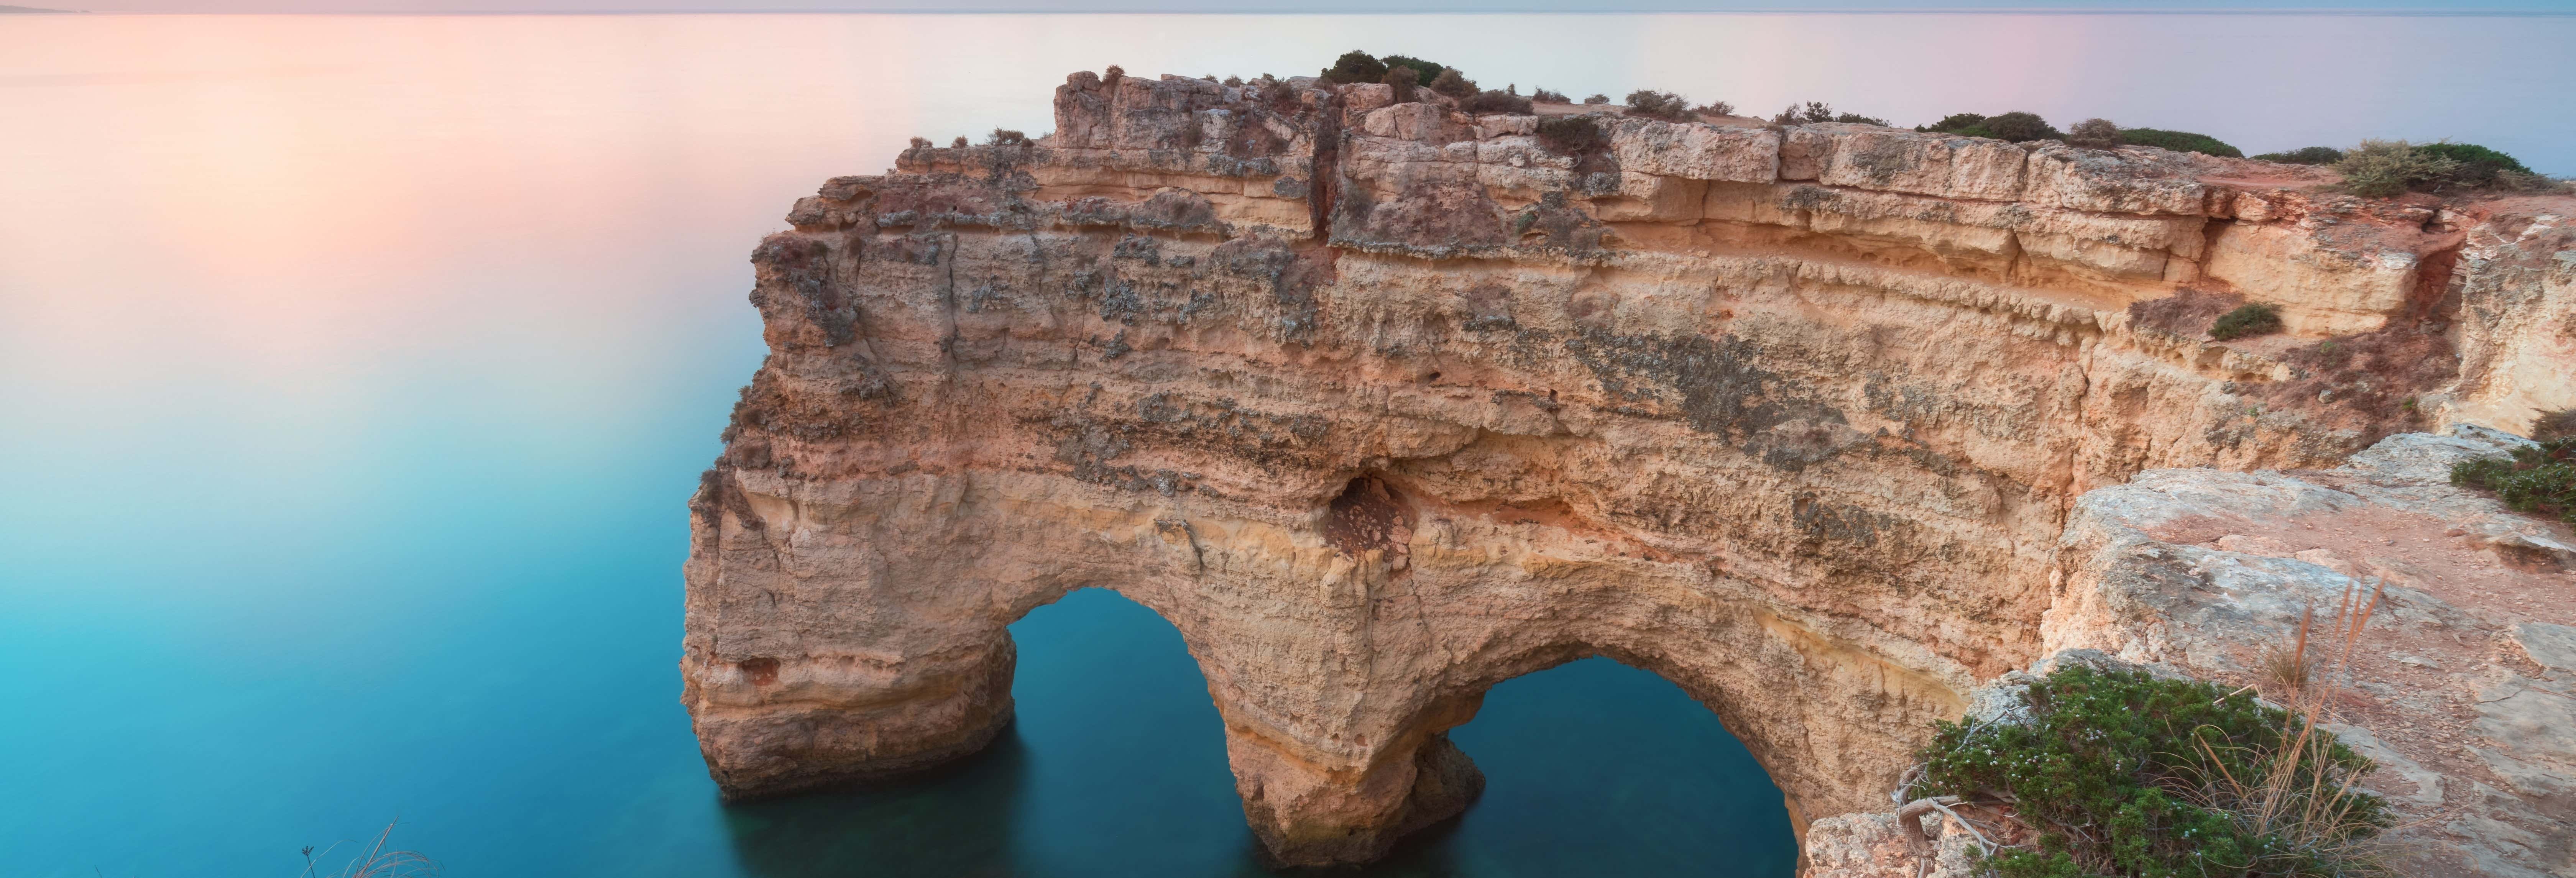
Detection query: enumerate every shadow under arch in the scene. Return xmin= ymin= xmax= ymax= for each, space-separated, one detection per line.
xmin=1344 ymin=652 xmax=1801 ymax=878
xmin=721 ymin=586 xmax=1253 ymax=878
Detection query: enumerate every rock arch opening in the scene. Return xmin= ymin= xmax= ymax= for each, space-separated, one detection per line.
xmin=994 ymin=587 xmax=1249 ymax=871
xmin=1410 ymin=655 xmax=1801 ymax=876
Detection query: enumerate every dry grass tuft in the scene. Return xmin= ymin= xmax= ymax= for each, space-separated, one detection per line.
xmin=299 ymin=822 xmax=437 ymax=878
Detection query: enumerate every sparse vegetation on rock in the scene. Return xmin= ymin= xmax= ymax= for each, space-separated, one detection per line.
xmin=1531 ymin=88 xmax=1570 ymax=103
xmin=2256 ymin=146 xmax=2346 ymax=165
xmin=1535 ymin=115 xmax=1607 ymax=155
xmin=2119 ymin=127 xmax=2243 ymax=158
xmin=1694 ymin=100 xmax=1735 ymax=117
xmin=2210 ymin=302 xmax=2284 ymax=340
xmin=1427 ymin=68 xmax=1479 ymax=99
xmin=1915 ymin=661 xmax=2393 ymax=878
xmin=2452 ymin=435 xmax=2576 ymax=523
xmin=1381 ymin=54 xmax=1446 ymax=85
xmin=1581 ymin=93 xmax=1608 ymax=105
xmin=1922 ymin=110 xmax=2059 ymax=142
xmin=1980 ymin=111 xmax=2058 ymax=143
xmin=985 ymin=128 xmax=1028 ymax=146
xmin=2336 ymin=140 xmax=2560 ymax=197
xmin=1459 ymin=89 xmax=1533 ymax=115
xmin=1320 ymin=50 xmax=1387 ymax=84
xmin=1382 ymin=66 xmax=1418 ymax=103
xmin=2336 ymin=140 xmax=2463 ymax=197
xmin=2414 ymin=142 xmax=2533 ymax=187
xmin=2067 ymin=118 xmax=2121 ymax=149
xmin=1774 ymin=101 xmax=1887 ymax=126
xmin=1624 ymin=89 xmax=1695 ymax=121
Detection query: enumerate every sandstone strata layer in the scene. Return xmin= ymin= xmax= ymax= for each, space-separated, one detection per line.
xmin=682 ymin=70 xmax=2576 ymax=869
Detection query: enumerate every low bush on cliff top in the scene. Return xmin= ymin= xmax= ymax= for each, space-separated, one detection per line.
xmin=1381 ymin=54 xmax=1447 ymax=85
xmin=1460 ymin=89 xmax=1533 ymax=115
xmin=1535 ymin=115 xmax=1608 ymax=155
xmin=1915 ymin=663 xmax=2394 ymax=878
xmin=1623 ymin=89 xmax=1694 ymax=121
xmin=2336 ymin=140 xmax=2463 ymax=197
xmin=2336 ymin=139 xmax=2560 ymax=197
xmin=1320 ymin=50 xmax=1387 ymax=84
xmin=2453 ymin=435 xmax=2576 ymax=524
xmin=2120 ymin=127 xmax=2244 ymax=158
xmin=1320 ymin=51 xmax=1462 ymax=89
xmin=1921 ymin=110 xmax=2059 ymax=142
xmin=2209 ymin=302 xmax=2283 ymax=341
xmin=1774 ymin=100 xmax=1888 ymax=126
xmin=2255 ymin=146 xmax=2345 ymax=165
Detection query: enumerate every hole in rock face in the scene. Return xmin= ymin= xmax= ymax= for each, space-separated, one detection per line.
xmin=738 ymin=657 xmax=780 ymax=686
xmin=1324 ymin=475 xmax=1412 ymax=560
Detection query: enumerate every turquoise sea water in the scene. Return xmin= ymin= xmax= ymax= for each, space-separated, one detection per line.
xmin=4 ymin=12 xmax=2569 ymax=877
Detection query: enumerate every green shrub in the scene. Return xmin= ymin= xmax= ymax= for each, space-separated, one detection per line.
xmin=1921 ymin=111 xmax=2056 ymax=141
xmin=2336 ymin=140 xmax=2461 ymax=197
xmin=2067 ymin=118 xmax=2121 ymax=149
xmin=1773 ymin=100 xmax=1886 ymax=126
xmin=1917 ymin=664 xmax=2392 ymax=878
xmin=1581 ymin=94 xmax=1609 ymax=105
xmin=984 ymin=128 xmax=1028 ymax=146
xmin=2453 ymin=436 xmax=2576 ymax=523
xmin=1695 ymin=100 xmax=1735 ymax=117
xmin=1625 ymin=89 xmax=1694 ymax=121
xmin=2120 ymin=127 xmax=2244 ymax=158
xmin=1427 ymin=68 xmax=1479 ymax=99
xmin=2254 ymin=146 xmax=2344 ymax=165
xmin=1536 ymin=115 xmax=1607 ymax=155
xmin=1531 ymin=88 xmax=1570 ymax=103
xmin=2210 ymin=303 xmax=2284 ymax=340
xmin=1382 ymin=66 xmax=1418 ymax=103
xmin=1321 ymin=50 xmax=1387 ymax=84
xmin=1982 ymin=111 xmax=2060 ymax=142
xmin=1460 ymin=89 xmax=1533 ymax=115
xmin=2414 ymin=142 xmax=2530 ymax=187
xmin=1380 ymin=54 xmax=1446 ymax=85
xmin=1922 ymin=112 xmax=1990 ymax=133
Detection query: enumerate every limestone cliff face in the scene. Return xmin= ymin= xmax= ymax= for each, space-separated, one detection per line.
xmin=682 ymin=70 xmax=2576 ymax=868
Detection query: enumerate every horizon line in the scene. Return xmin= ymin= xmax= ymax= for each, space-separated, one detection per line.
xmin=34 ymin=7 xmax=2576 ymax=15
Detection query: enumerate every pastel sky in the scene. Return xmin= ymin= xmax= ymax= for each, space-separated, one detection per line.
xmin=39 ymin=0 xmax=2576 ymax=15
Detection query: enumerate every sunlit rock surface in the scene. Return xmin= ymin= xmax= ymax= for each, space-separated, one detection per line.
xmin=682 ymin=70 xmax=2576 ymax=869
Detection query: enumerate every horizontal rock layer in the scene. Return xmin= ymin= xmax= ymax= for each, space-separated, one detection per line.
xmin=685 ymin=70 xmax=2576 ymax=870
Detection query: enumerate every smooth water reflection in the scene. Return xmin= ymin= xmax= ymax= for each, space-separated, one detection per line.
xmin=5 ymin=11 xmax=2566 ymax=878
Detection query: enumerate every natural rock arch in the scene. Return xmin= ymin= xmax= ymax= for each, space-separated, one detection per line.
xmin=684 ymin=454 xmax=1961 ymax=864
xmin=683 ymin=68 xmax=2569 ymax=870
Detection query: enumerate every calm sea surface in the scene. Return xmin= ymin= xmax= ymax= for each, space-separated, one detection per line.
xmin=4 ymin=12 xmax=2569 ymax=878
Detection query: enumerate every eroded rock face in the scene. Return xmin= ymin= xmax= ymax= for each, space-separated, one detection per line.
xmin=683 ymin=71 xmax=2576 ymax=868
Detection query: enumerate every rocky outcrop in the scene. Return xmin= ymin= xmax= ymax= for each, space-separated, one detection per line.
xmin=682 ymin=70 xmax=2576 ymax=869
